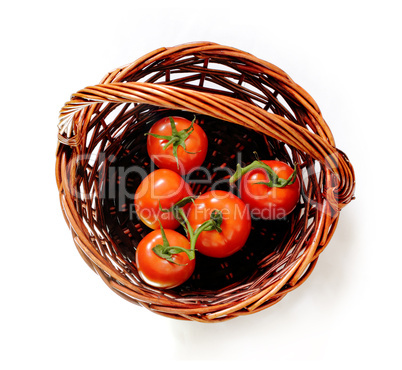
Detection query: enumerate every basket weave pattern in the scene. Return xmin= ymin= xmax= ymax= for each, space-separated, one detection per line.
xmin=56 ymin=42 xmax=355 ymax=322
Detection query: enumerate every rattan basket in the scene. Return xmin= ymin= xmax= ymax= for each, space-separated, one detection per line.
xmin=55 ymin=42 xmax=355 ymax=322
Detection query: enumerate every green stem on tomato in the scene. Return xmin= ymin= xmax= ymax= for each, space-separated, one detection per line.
xmin=152 ymin=221 xmax=195 ymax=265
xmin=145 ymin=116 xmax=200 ymax=169
xmin=155 ymin=199 xmax=223 ymax=263
xmin=229 ymin=151 xmax=298 ymax=188
xmin=158 ymin=196 xmax=196 ymax=234
xmin=176 ymin=208 xmax=223 ymax=253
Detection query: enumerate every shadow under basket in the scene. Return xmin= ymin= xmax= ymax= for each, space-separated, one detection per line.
xmin=55 ymin=42 xmax=355 ymax=322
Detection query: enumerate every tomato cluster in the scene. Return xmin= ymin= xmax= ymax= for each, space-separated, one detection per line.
xmin=133 ymin=115 xmax=301 ymax=289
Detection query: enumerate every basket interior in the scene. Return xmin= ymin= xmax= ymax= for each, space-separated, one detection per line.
xmin=100 ymin=108 xmax=306 ymax=293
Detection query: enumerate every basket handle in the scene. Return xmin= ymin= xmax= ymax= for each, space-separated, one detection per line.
xmin=58 ymin=81 xmax=355 ymax=212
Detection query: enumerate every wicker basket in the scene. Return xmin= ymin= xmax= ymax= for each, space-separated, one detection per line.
xmin=55 ymin=42 xmax=355 ymax=322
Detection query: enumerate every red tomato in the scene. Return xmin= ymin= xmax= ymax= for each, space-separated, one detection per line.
xmin=239 ymin=160 xmax=301 ymax=220
xmin=136 ymin=229 xmax=195 ymax=289
xmin=146 ymin=116 xmax=208 ymax=174
xmin=186 ymin=190 xmax=251 ymax=258
xmin=134 ymin=169 xmax=193 ymax=229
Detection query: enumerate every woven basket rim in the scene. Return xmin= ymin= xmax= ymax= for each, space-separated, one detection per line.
xmin=55 ymin=42 xmax=355 ymax=322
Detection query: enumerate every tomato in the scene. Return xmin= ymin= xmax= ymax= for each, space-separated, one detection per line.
xmin=238 ymin=160 xmax=301 ymax=220
xmin=136 ymin=228 xmax=195 ymax=289
xmin=134 ymin=169 xmax=193 ymax=229
xmin=146 ymin=116 xmax=208 ymax=174
xmin=186 ymin=190 xmax=251 ymax=258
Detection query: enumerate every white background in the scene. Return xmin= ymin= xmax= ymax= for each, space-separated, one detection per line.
xmin=2 ymin=0 xmax=401 ymax=368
